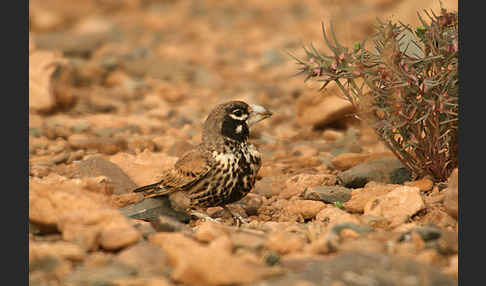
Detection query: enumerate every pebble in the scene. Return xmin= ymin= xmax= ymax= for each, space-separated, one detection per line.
xmin=303 ymin=185 xmax=352 ymax=203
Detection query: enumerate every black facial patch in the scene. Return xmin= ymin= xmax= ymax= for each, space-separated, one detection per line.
xmin=221 ymin=116 xmax=249 ymax=142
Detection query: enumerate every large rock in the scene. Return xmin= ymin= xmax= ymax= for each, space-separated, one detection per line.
xmin=69 ymin=156 xmax=137 ymax=195
xmin=331 ymin=152 xmax=394 ymax=171
xmin=29 ymin=47 xmax=66 ymax=113
xmin=337 ymin=157 xmax=411 ymax=188
xmin=364 ymin=186 xmax=425 ymax=227
xmin=29 ymin=174 xmax=141 ymax=251
xmin=109 ymin=151 xmax=178 ymax=187
xmin=149 ymin=232 xmax=279 ymax=286
xmin=343 ymin=182 xmax=400 ymax=213
xmin=296 ymin=92 xmax=355 ymax=129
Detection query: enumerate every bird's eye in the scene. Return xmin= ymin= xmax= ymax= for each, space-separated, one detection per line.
xmin=233 ymin=109 xmax=243 ymax=117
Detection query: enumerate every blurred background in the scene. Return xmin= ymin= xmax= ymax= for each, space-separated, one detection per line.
xmin=29 ymin=0 xmax=458 ymax=143
xmin=29 ymin=1 xmax=459 ymax=285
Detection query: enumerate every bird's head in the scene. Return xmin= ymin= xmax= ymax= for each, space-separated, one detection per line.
xmin=203 ymin=101 xmax=272 ymax=142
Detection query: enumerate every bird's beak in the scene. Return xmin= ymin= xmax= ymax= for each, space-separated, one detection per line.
xmin=248 ymin=104 xmax=273 ymax=126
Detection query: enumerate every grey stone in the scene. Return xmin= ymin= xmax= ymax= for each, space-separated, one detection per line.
xmin=303 ymin=185 xmax=352 ymax=203
xmin=337 ymin=157 xmax=412 ymax=188
xmin=120 ymin=197 xmax=190 ymax=223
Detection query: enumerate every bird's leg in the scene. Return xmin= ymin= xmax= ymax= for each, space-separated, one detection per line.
xmin=189 ymin=210 xmax=223 ymax=223
xmin=222 ymin=206 xmax=248 ymax=227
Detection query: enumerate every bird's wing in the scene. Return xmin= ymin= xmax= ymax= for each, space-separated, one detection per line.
xmin=134 ymin=149 xmax=211 ymax=198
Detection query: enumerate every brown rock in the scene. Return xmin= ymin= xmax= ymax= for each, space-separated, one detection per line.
xmin=29 ymin=175 xmax=141 ymax=251
xmin=29 ymin=240 xmax=86 ymax=263
xmin=296 ymin=93 xmax=355 ymax=128
xmin=281 ymin=173 xmax=336 ymax=199
xmin=265 ymin=232 xmax=306 ymax=255
xmin=111 ymin=277 xmax=174 ymax=286
xmin=29 ymin=49 xmax=65 ymax=113
xmin=443 ymin=168 xmax=458 ymax=219
xmin=99 ymin=224 xmax=142 ymax=251
xmin=254 ymin=176 xmax=286 ymax=198
xmin=404 ymin=178 xmax=434 ymax=192
xmin=194 ymin=221 xmax=229 ymax=243
xmin=343 ymin=182 xmax=400 ymax=213
xmin=322 ymin=129 xmax=344 ymax=141
xmin=364 ymin=186 xmax=425 ymax=227
xmin=286 ymin=200 xmax=327 ymax=220
xmin=331 ymin=152 xmax=394 ymax=171
xmin=443 ymin=254 xmax=458 ymax=279
xmin=149 ymin=233 xmax=277 ymax=286
xmin=315 ymin=207 xmax=360 ymax=226
xmin=109 ymin=151 xmax=178 ymax=187
xmin=69 ymin=156 xmax=137 ymax=195
xmin=116 ymin=242 xmax=170 ymax=276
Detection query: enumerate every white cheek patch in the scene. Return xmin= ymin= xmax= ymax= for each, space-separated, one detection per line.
xmin=235 ymin=125 xmax=243 ymax=133
xmin=229 ymin=113 xmax=249 ymax=121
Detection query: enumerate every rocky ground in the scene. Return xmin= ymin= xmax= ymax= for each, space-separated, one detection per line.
xmin=29 ymin=0 xmax=459 ymax=285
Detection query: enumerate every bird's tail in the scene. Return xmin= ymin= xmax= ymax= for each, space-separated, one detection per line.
xmin=133 ymin=182 xmax=160 ymax=193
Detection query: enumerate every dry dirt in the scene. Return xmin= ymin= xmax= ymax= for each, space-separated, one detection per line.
xmin=29 ymin=1 xmax=459 ymax=285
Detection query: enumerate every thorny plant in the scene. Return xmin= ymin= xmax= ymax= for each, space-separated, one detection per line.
xmin=291 ymin=8 xmax=458 ymax=182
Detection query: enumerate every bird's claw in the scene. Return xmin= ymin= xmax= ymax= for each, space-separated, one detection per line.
xmin=190 ymin=211 xmax=223 ymax=223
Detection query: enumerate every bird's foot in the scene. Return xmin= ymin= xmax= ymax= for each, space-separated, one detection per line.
xmin=189 ymin=211 xmax=223 ymax=223
xmin=223 ymin=206 xmax=249 ymax=227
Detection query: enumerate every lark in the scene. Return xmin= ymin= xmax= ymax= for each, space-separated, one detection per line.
xmin=133 ymin=101 xmax=272 ymax=225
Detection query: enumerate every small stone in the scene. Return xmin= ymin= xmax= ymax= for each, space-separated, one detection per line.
xmin=286 ymin=200 xmax=327 ymax=220
xmin=315 ymin=207 xmax=360 ymax=226
xmin=364 ymin=186 xmax=425 ymax=227
xmin=337 ymin=157 xmax=412 ymax=188
xmin=303 ymin=185 xmax=352 ymax=203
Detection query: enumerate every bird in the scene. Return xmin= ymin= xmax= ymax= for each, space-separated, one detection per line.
xmin=132 ymin=100 xmax=272 ymax=225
